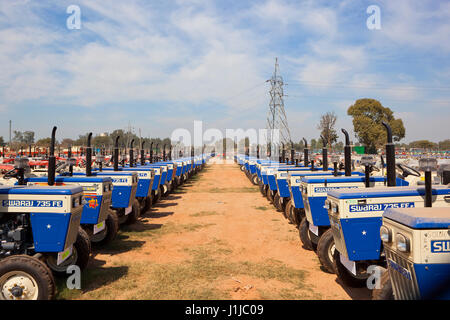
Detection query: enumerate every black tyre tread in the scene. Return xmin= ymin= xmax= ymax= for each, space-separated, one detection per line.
xmin=317 ymin=228 xmax=336 ymax=274
xmin=125 ymin=199 xmax=140 ymax=225
xmin=273 ymin=193 xmax=281 ymax=211
xmin=333 ymin=250 xmax=367 ymax=288
xmin=372 ymin=270 xmax=394 ymax=300
xmin=284 ymin=200 xmax=292 ymax=220
xmin=75 ymin=227 xmax=91 ymax=271
xmin=0 ymin=255 xmax=55 ymax=300
xmin=92 ymin=209 xmax=119 ymax=247
xmin=299 ymin=217 xmax=313 ymax=250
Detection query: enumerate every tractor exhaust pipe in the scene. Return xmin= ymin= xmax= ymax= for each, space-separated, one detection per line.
xmin=382 ymin=122 xmax=396 ymax=187
xmin=150 ymin=142 xmax=154 ymax=163
xmin=129 ymin=139 xmax=134 ymax=167
xmin=48 ymin=126 xmax=57 ymax=186
xmin=303 ymin=138 xmax=309 ymax=167
xmin=256 ymin=145 xmax=260 ymax=159
xmin=141 ymin=141 xmax=145 ymax=165
xmin=86 ymin=133 xmax=92 ymax=176
xmin=68 ymin=145 xmax=73 ymax=176
xmin=114 ymin=136 xmax=120 ymax=171
xmin=163 ymin=144 xmax=166 ymax=161
xmin=281 ymin=142 xmax=285 ymax=163
xmin=169 ymin=145 xmax=172 ymax=161
xmin=321 ymin=135 xmax=328 ymax=171
xmin=341 ymin=129 xmax=351 ymax=176
xmin=290 ymin=142 xmax=295 ymax=165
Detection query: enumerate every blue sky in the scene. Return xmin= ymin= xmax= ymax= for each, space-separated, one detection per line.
xmin=0 ymin=0 xmax=449 ymax=143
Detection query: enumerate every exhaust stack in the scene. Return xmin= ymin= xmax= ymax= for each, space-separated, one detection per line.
xmin=150 ymin=142 xmax=154 ymax=163
xmin=48 ymin=126 xmax=57 ymax=186
xmin=341 ymin=129 xmax=351 ymax=176
xmin=129 ymin=139 xmax=135 ymax=167
xmin=382 ymin=122 xmax=396 ymax=186
xmin=141 ymin=141 xmax=145 ymax=165
xmin=320 ymin=135 xmax=328 ymax=171
xmin=303 ymin=138 xmax=309 ymax=167
xmin=86 ymin=133 xmax=93 ymax=176
xmin=113 ymin=136 xmax=120 ymax=171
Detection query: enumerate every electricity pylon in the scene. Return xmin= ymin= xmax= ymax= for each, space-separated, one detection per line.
xmin=266 ymin=58 xmax=291 ymax=160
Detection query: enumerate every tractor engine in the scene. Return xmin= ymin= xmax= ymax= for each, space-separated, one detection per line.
xmin=0 ymin=213 xmax=31 ymax=257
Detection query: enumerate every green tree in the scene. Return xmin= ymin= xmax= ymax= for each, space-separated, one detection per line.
xmin=36 ymin=138 xmax=52 ymax=147
xmin=317 ymin=111 xmax=338 ymax=147
xmin=347 ymin=98 xmax=405 ymax=153
xmin=438 ymin=139 xmax=450 ymax=151
xmin=409 ymin=140 xmax=437 ymax=150
xmin=23 ymin=131 xmax=35 ymax=144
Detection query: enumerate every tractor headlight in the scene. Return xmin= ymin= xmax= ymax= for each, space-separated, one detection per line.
xmin=396 ymin=233 xmax=410 ymax=253
xmin=331 ymin=203 xmax=338 ymax=214
xmin=323 ymin=200 xmax=331 ymax=210
xmin=380 ymin=226 xmax=392 ymax=243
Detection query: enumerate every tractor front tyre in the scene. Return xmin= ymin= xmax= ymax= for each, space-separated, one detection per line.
xmin=125 ymin=199 xmax=141 ymax=225
xmin=333 ymin=250 xmax=368 ymax=288
xmin=91 ymin=209 xmax=119 ymax=247
xmin=284 ymin=200 xmax=292 ymax=220
xmin=317 ymin=228 xmax=336 ymax=274
xmin=251 ymin=174 xmax=259 ymax=185
xmin=372 ymin=270 xmax=394 ymax=300
xmin=0 ymin=255 xmax=56 ymax=300
xmin=45 ymin=227 xmax=91 ymax=276
xmin=299 ymin=217 xmax=315 ymax=251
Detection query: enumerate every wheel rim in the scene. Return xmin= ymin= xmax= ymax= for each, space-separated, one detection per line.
xmin=91 ymin=224 xmax=108 ymax=243
xmin=46 ymin=247 xmax=78 ymax=273
xmin=328 ymin=243 xmax=336 ymax=263
xmin=0 ymin=271 xmax=39 ymax=300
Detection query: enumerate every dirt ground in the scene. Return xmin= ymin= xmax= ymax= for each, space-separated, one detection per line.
xmin=57 ymin=158 xmax=371 ymax=300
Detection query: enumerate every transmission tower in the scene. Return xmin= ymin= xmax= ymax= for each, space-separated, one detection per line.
xmin=266 ymin=58 xmax=291 ymax=159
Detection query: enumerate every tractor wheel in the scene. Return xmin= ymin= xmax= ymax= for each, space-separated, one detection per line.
xmin=163 ymin=183 xmax=171 ymax=197
xmin=292 ymin=208 xmax=303 ymax=227
xmin=251 ymin=174 xmax=259 ymax=185
xmin=333 ymin=250 xmax=368 ymax=288
xmin=142 ymin=196 xmax=152 ymax=214
xmin=299 ymin=217 xmax=316 ymax=251
xmin=45 ymin=227 xmax=91 ymax=276
xmin=0 ymin=255 xmax=55 ymax=300
xmin=273 ymin=193 xmax=282 ymax=211
xmin=317 ymin=229 xmax=336 ymax=274
xmin=125 ymin=199 xmax=141 ymax=225
xmin=91 ymin=209 xmax=119 ymax=247
xmin=267 ymin=190 xmax=274 ymax=203
xmin=240 ymin=165 xmax=245 ymax=171
xmin=372 ymin=270 xmax=394 ymax=300
xmin=284 ymin=200 xmax=292 ymax=220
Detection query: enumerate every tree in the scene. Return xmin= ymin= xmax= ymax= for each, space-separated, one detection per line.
xmin=0 ymin=136 xmax=4 ymax=146
xmin=36 ymin=138 xmax=52 ymax=147
xmin=409 ymin=140 xmax=437 ymax=150
xmin=310 ymin=139 xmax=317 ymax=151
xmin=60 ymin=138 xmax=75 ymax=148
xmin=438 ymin=139 xmax=450 ymax=151
xmin=317 ymin=111 xmax=338 ymax=147
xmin=347 ymin=99 xmax=405 ymax=154
xmin=23 ymin=131 xmax=35 ymax=144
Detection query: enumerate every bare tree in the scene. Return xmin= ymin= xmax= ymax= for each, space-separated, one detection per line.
xmin=317 ymin=112 xmax=338 ymax=147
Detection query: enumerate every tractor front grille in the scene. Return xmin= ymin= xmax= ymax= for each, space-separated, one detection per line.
xmin=385 ymin=248 xmax=420 ymax=300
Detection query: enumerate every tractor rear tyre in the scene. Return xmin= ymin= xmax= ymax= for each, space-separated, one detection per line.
xmin=91 ymin=209 xmax=119 ymax=247
xmin=0 ymin=255 xmax=56 ymax=300
xmin=317 ymin=228 xmax=336 ymax=274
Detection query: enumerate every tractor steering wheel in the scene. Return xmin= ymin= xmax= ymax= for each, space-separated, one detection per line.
xmin=396 ymin=163 xmax=421 ymax=178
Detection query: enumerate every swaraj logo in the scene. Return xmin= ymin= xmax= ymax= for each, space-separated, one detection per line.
xmin=85 ymin=197 xmax=99 ymax=209
xmin=431 ymin=240 xmax=450 ymax=253
xmin=349 ymin=202 xmax=415 ymax=213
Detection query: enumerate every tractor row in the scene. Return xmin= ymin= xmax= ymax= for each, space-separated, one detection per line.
xmin=237 ymin=122 xmax=450 ymax=300
xmin=0 ymin=126 xmax=212 ymax=300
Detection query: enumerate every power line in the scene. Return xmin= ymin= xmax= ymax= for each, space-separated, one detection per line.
xmin=287 ymin=80 xmax=450 ymax=91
